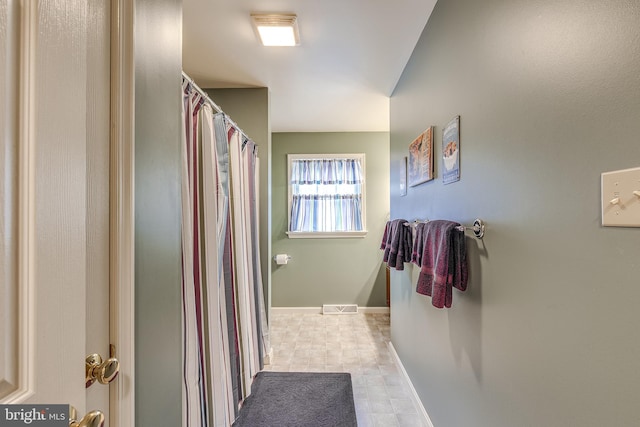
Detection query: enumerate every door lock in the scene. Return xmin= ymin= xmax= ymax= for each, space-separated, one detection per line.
xmin=69 ymin=406 xmax=105 ymax=427
xmin=85 ymin=353 xmax=120 ymax=387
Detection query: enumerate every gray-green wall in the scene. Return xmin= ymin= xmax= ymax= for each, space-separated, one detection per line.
xmin=390 ymin=1 xmax=640 ymax=426
xmin=206 ymin=88 xmax=272 ymax=312
xmin=272 ymin=132 xmax=390 ymax=308
xmin=135 ymin=0 xmax=183 ymax=425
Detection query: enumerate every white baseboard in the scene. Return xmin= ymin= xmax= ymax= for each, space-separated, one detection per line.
xmin=388 ymin=342 xmax=435 ymax=427
xmin=270 ymin=306 xmax=390 ymax=314
xmin=271 ymin=306 xmax=323 ymax=314
xmin=360 ymin=306 xmax=390 ymax=314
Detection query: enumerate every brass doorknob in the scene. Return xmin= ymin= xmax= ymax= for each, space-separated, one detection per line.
xmin=69 ymin=406 xmax=105 ymax=427
xmin=85 ymin=353 xmax=120 ymax=387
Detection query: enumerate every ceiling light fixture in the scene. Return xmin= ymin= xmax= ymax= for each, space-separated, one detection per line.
xmin=251 ymin=13 xmax=300 ymax=47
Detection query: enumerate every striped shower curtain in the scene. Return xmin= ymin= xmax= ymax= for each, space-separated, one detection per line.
xmin=181 ymin=78 xmax=270 ymax=427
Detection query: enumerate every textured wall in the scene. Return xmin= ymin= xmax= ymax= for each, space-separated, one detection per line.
xmin=389 ymin=0 xmax=640 ymax=426
xmin=272 ymin=132 xmax=390 ymax=308
xmin=135 ymin=0 xmax=183 ymax=425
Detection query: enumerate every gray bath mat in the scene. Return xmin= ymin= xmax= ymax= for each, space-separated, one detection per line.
xmin=232 ymin=371 xmax=357 ymax=427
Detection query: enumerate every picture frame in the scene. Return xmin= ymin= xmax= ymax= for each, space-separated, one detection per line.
xmin=442 ymin=116 xmax=460 ymax=184
xmin=399 ymin=156 xmax=407 ymax=196
xmin=408 ymin=127 xmax=434 ymax=187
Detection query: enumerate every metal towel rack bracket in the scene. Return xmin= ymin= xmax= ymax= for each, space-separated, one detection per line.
xmin=470 ymin=219 xmax=485 ymax=239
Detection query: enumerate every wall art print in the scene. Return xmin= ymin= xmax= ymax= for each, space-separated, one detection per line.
xmin=442 ymin=116 xmax=460 ymax=184
xmin=408 ymin=127 xmax=434 ymax=187
xmin=399 ymin=156 xmax=407 ymax=196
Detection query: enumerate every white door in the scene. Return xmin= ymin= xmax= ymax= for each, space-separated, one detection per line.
xmin=86 ymin=0 xmax=112 ymax=424
xmin=0 ymin=0 xmax=116 ymax=424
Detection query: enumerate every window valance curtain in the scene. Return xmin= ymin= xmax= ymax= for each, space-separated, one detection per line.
xmin=290 ymin=158 xmax=364 ymax=232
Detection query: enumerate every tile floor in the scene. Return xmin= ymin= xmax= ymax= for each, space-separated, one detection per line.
xmin=265 ymin=312 xmax=427 ymax=427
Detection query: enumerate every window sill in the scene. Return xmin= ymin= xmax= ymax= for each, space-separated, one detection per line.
xmin=286 ymin=231 xmax=368 ymax=239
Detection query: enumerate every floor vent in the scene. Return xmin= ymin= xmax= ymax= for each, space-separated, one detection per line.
xmin=322 ymin=304 xmax=358 ymax=315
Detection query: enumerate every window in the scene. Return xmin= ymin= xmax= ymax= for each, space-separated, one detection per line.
xmin=287 ymin=153 xmax=366 ymax=238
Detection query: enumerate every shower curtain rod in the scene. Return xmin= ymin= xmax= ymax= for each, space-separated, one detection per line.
xmin=182 ymin=71 xmax=256 ymax=148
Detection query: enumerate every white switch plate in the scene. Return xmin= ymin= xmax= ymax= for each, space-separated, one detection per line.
xmin=601 ymin=166 xmax=640 ymax=227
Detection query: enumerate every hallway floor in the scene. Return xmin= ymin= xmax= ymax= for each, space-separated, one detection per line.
xmin=265 ymin=312 xmax=426 ymax=427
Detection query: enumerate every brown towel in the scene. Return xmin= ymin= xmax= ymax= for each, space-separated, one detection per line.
xmin=452 ymin=227 xmax=468 ymax=292
xmin=381 ymin=219 xmax=412 ymax=270
xmin=380 ymin=221 xmax=390 ymax=250
xmin=411 ymin=222 xmax=426 ymax=266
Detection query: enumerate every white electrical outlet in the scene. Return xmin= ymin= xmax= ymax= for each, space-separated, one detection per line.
xmin=601 ymin=166 xmax=640 ymax=227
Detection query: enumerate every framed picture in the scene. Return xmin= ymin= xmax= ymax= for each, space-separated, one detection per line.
xmin=408 ymin=127 xmax=434 ymax=187
xmin=399 ymin=156 xmax=407 ymax=196
xmin=442 ymin=116 xmax=460 ymax=184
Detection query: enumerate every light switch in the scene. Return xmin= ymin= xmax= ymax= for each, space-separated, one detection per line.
xmin=601 ymin=166 xmax=640 ymax=227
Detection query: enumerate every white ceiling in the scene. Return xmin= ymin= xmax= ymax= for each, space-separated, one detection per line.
xmin=182 ymin=0 xmax=437 ymax=133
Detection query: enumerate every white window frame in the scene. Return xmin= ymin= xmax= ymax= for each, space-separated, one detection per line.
xmin=287 ymin=153 xmax=367 ymax=239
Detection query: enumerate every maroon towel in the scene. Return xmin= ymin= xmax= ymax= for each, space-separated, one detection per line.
xmin=416 ymin=220 xmax=468 ymax=308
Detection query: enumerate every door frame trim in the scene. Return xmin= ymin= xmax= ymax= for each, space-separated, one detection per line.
xmin=2 ymin=0 xmax=38 ymax=404
xmin=109 ymin=1 xmax=135 ymax=425
xmin=8 ymin=0 xmax=36 ymax=404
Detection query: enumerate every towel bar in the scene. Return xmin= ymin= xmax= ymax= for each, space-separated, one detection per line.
xmin=402 ymin=218 xmax=485 ymax=239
